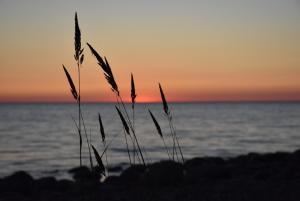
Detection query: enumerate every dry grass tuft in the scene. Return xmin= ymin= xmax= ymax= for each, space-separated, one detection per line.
xmin=98 ymin=113 xmax=105 ymax=142
xmin=149 ymin=109 xmax=171 ymax=159
xmin=86 ymin=43 xmax=119 ymax=95
xmin=149 ymin=110 xmax=163 ymax=138
xmin=63 ymin=65 xmax=78 ymax=101
xmin=159 ymin=83 xmax=169 ymax=116
xmin=74 ymin=12 xmax=83 ymax=62
xmin=116 ymin=106 xmax=130 ymax=135
xmin=158 ymin=83 xmax=184 ymax=163
xmin=91 ymin=145 xmax=105 ymax=176
xmin=131 ymin=73 xmax=136 ymax=109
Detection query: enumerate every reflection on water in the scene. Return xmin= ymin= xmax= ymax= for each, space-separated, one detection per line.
xmin=0 ymin=102 xmax=299 ymax=178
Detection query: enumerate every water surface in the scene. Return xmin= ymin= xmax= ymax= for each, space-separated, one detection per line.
xmin=0 ymin=102 xmax=299 ymax=178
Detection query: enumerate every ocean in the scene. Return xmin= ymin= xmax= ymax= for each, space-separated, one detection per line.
xmin=0 ymin=102 xmax=299 ymax=178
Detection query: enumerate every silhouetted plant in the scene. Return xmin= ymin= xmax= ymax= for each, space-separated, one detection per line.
xmin=62 ymin=13 xmax=185 ymax=175
xmin=87 ymin=43 xmax=146 ymax=166
xmin=62 ymin=13 xmax=95 ymax=169
xmin=149 ymin=109 xmax=171 ymax=160
xmin=98 ymin=113 xmax=108 ymax=169
xmin=91 ymin=145 xmax=106 ymax=177
xmin=131 ymin=73 xmax=138 ymax=163
xmin=159 ymin=83 xmax=184 ymax=163
xmin=74 ymin=12 xmax=84 ymax=167
xmin=116 ymin=106 xmax=132 ymax=164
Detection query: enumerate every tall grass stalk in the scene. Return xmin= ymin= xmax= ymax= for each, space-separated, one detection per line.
xmin=159 ymin=83 xmax=184 ymax=163
xmin=71 ymin=115 xmax=82 ymax=164
xmin=63 ymin=66 xmax=82 ymax=165
xmin=149 ymin=109 xmax=171 ymax=160
xmin=80 ymin=112 xmax=94 ymax=169
xmin=87 ymin=43 xmax=146 ymax=166
xmin=131 ymin=73 xmax=138 ymax=164
xmin=63 ymin=13 xmax=94 ymax=168
xmin=75 ymin=13 xmax=94 ymax=169
xmin=74 ymin=12 xmax=84 ymax=167
xmin=116 ymin=106 xmax=132 ymax=164
xmin=115 ymin=94 xmax=133 ymax=164
xmin=91 ymin=145 xmax=105 ymax=177
xmin=117 ymin=92 xmax=146 ymax=166
xmin=98 ymin=113 xmax=109 ymax=172
xmin=72 ymin=113 xmax=94 ymax=168
xmin=158 ymin=83 xmax=177 ymax=160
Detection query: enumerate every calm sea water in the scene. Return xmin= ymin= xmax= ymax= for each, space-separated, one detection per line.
xmin=0 ymin=102 xmax=300 ymax=178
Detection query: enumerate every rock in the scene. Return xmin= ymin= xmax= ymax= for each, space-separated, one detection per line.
xmin=35 ymin=177 xmax=58 ymax=192
xmin=107 ymin=165 xmax=123 ymax=173
xmin=57 ymin=179 xmax=74 ymax=192
xmin=1 ymin=171 xmax=34 ymax=195
xmin=104 ymin=176 xmax=121 ymax=185
xmin=184 ymin=157 xmax=225 ymax=169
xmin=184 ymin=157 xmax=230 ymax=183
xmin=143 ymin=160 xmax=184 ymax=186
xmin=0 ymin=192 xmax=31 ymax=201
xmin=119 ymin=164 xmax=146 ymax=184
xmin=68 ymin=166 xmax=99 ymax=182
xmin=1 ymin=149 xmax=300 ymax=201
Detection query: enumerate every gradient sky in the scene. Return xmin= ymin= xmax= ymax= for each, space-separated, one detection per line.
xmin=1 ymin=0 xmax=300 ymax=102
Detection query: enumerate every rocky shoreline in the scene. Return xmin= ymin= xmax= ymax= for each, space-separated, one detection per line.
xmin=1 ymin=149 xmax=300 ymax=201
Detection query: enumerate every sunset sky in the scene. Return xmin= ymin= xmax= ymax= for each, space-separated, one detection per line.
xmin=0 ymin=0 xmax=300 ymax=102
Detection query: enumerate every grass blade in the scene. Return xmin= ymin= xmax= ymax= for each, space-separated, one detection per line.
xmin=131 ymin=73 xmax=137 ymax=163
xmin=159 ymin=83 xmax=178 ymax=160
xmin=116 ymin=106 xmax=132 ymax=164
xmin=87 ymin=43 xmax=119 ymax=95
xmin=74 ymin=12 xmax=82 ymax=61
xmin=131 ymin=73 xmax=136 ymax=109
xmin=148 ymin=109 xmax=163 ymax=138
xmin=149 ymin=110 xmax=171 ymax=160
xmin=159 ymin=83 xmax=169 ymax=116
xmin=98 ymin=113 xmax=105 ymax=142
xmin=115 ymin=106 xmax=130 ymax=135
xmin=62 ymin=65 xmax=78 ymax=100
xmin=91 ymin=145 xmax=105 ymax=176
xmin=80 ymin=54 xmax=84 ymax=64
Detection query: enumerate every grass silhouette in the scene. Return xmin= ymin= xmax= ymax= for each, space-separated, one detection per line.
xmin=87 ymin=43 xmax=147 ymax=166
xmin=63 ymin=13 xmax=185 ymax=176
xmin=159 ymin=83 xmax=184 ymax=163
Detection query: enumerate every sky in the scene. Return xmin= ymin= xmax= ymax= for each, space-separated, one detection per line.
xmin=0 ymin=0 xmax=300 ymax=103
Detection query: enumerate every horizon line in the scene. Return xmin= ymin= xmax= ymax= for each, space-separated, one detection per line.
xmin=1 ymin=100 xmax=300 ymax=104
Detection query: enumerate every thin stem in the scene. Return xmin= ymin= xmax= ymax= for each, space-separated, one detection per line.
xmin=128 ymin=134 xmax=136 ymax=163
xmin=132 ymin=106 xmax=137 ymax=164
xmin=100 ymin=131 xmax=121 ymax=158
xmin=118 ymin=95 xmax=146 ymax=166
xmin=165 ymin=114 xmax=176 ymax=160
xmin=77 ymin=61 xmax=82 ymax=167
xmin=115 ymin=94 xmax=132 ymax=165
xmin=80 ymin=111 xmax=93 ymax=169
xmin=170 ymin=120 xmax=184 ymax=163
xmin=89 ymin=129 xmax=93 ymax=168
xmin=141 ymin=146 xmax=152 ymax=164
xmin=162 ymin=137 xmax=172 ymax=160
xmin=168 ymin=118 xmax=179 ymax=162
xmin=71 ymin=115 xmax=82 ymax=166
xmin=103 ymin=140 xmax=109 ymax=176
xmin=124 ymin=128 xmax=132 ymax=165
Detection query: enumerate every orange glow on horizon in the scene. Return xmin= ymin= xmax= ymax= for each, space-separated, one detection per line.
xmin=1 ymin=1 xmax=300 ymax=103
xmin=1 ymin=87 xmax=300 ymax=103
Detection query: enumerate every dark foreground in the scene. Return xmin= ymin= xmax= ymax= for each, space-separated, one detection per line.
xmin=1 ymin=150 xmax=300 ymax=201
